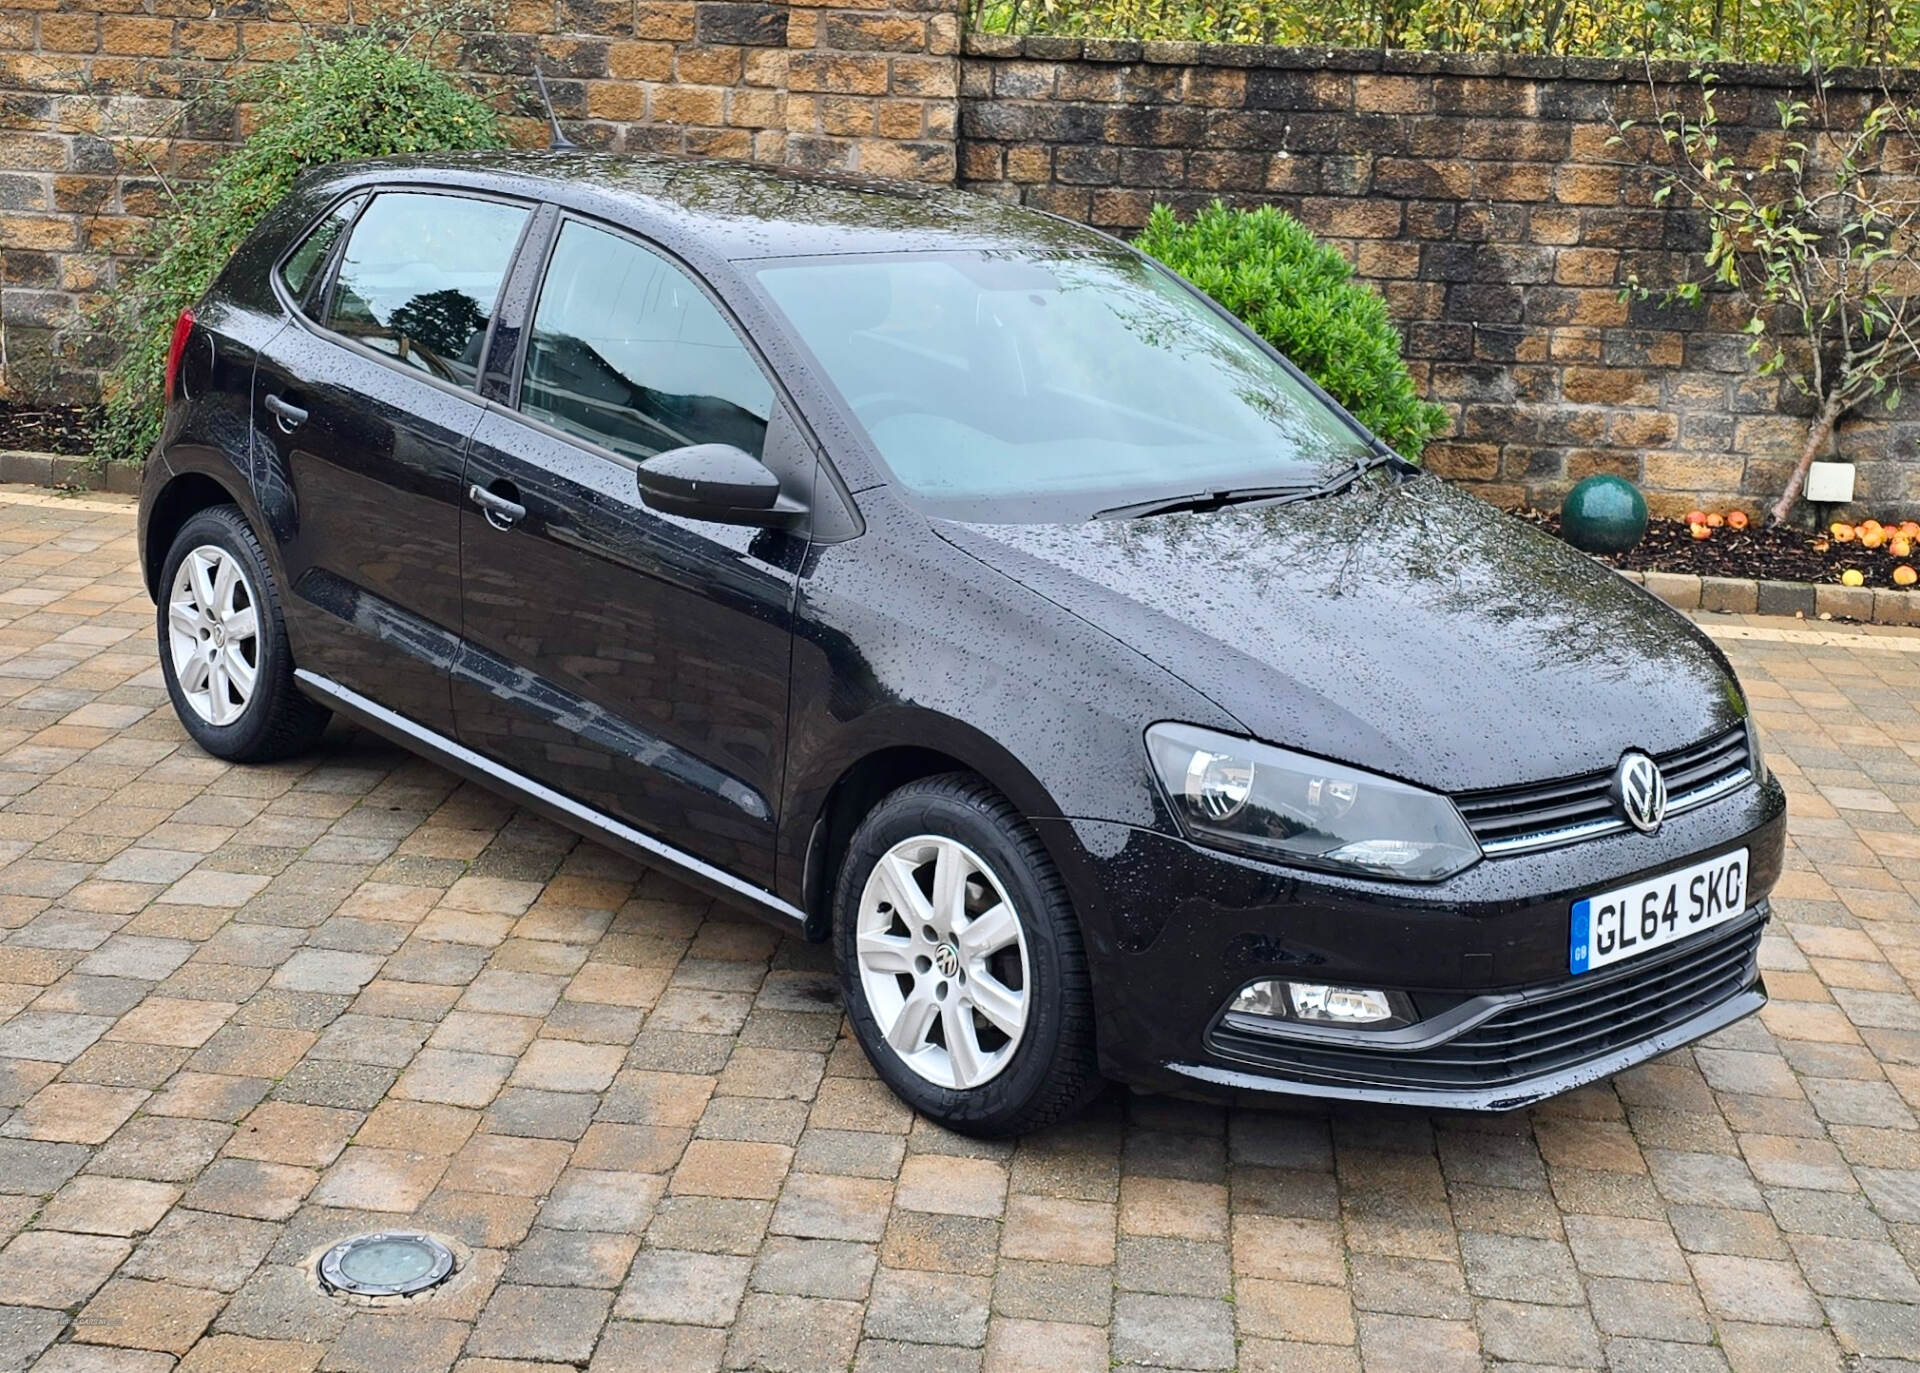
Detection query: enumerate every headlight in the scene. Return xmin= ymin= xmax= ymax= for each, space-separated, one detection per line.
xmin=1744 ymin=715 xmax=1769 ymax=786
xmin=1145 ymin=723 xmax=1481 ymax=881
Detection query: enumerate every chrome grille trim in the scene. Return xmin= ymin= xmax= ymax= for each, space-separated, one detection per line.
xmin=1478 ymin=767 xmax=1754 ymax=856
xmin=1457 ymin=724 xmax=1753 ymax=858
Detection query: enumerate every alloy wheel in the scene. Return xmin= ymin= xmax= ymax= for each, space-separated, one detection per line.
xmin=855 ymin=834 xmax=1031 ymax=1089
xmin=166 ymin=544 xmax=260 ymax=727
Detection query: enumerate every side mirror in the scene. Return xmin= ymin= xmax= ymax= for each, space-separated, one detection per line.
xmin=636 ymin=443 xmax=805 ymax=527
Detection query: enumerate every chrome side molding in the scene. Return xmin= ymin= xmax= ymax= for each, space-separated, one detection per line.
xmin=293 ymin=668 xmax=807 ymax=928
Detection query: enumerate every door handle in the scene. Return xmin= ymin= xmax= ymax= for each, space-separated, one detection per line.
xmin=468 ymin=482 xmax=526 ymax=531
xmin=262 ymin=393 xmax=308 ymax=431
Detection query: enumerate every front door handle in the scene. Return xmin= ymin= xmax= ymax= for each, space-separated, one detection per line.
xmin=262 ymin=394 xmax=308 ymax=431
xmin=469 ymin=482 xmax=526 ymax=531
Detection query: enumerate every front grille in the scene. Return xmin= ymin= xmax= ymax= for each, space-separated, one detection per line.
xmin=1206 ymin=914 xmax=1763 ymax=1093
xmin=1455 ymin=724 xmax=1752 ymax=856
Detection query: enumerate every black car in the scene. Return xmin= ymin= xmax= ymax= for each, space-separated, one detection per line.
xmin=139 ymin=153 xmax=1786 ymax=1135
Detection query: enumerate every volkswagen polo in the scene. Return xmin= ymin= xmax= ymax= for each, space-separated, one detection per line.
xmin=139 ymin=153 xmax=1786 ymax=1135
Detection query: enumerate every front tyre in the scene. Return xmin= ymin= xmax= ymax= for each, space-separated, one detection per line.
xmin=157 ymin=505 xmax=329 ymax=763
xmin=834 ymin=774 xmax=1101 ymax=1136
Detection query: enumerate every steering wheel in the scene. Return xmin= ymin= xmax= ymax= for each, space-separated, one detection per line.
xmin=845 ymin=391 xmax=920 ymax=425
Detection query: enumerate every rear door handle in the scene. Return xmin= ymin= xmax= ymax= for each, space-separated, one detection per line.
xmin=262 ymin=393 xmax=307 ymax=431
xmin=468 ymin=482 xmax=526 ymax=530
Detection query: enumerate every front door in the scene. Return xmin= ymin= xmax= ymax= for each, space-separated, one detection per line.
xmin=256 ymin=188 xmax=530 ymax=735
xmin=453 ymin=217 xmax=804 ymax=889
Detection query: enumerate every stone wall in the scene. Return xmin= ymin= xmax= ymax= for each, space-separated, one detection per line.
xmin=957 ymin=38 xmax=1919 ymax=517
xmin=1 ymin=3 xmax=1916 ymax=518
xmin=0 ymin=0 xmax=959 ymax=402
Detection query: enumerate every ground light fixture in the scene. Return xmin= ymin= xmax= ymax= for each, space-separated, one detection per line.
xmin=318 ymin=1232 xmax=456 ymax=1298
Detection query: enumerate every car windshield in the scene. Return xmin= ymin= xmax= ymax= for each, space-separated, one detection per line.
xmin=753 ymin=249 xmax=1374 ymax=522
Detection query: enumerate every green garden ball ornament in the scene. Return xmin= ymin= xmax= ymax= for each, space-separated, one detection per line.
xmin=1560 ymin=475 xmax=1648 ymax=554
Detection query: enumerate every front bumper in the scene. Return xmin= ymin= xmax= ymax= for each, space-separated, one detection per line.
xmin=1034 ymin=772 xmax=1786 ymax=1111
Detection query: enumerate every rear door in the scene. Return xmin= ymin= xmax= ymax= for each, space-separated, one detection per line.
xmin=254 ymin=188 xmax=531 ymax=735
xmin=453 ymin=216 xmax=807 ymax=888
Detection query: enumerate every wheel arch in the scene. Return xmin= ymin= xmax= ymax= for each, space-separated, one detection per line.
xmin=142 ymin=469 xmax=246 ymax=598
xmin=792 ymin=715 xmax=1068 ymax=942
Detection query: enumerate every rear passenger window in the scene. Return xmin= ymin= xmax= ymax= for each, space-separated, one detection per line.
xmin=519 ymin=220 xmax=772 ymax=462
xmin=326 ymin=192 xmax=528 ymax=387
xmin=280 ymin=195 xmax=360 ymax=306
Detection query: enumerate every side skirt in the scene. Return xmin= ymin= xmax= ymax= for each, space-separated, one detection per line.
xmin=294 ymin=669 xmax=808 ymax=931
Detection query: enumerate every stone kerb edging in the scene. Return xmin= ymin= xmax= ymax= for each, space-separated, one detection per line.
xmin=1617 ymin=568 xmax=1920 ymax=627
xmin=0 ymin=450 xmax=139 ymax=495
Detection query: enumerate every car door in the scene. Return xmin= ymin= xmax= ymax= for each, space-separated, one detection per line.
xmin=254 ymin=187 xmax=531 ymax=735
xmin=453 ymin=216 xmax=806 ymax=889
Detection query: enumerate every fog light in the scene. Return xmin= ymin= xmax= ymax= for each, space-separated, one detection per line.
xmin=1288 ymin=983 xmax=1396 ymax=1024
xmin=1229 ymin=979 xmax=1407 ymax=1027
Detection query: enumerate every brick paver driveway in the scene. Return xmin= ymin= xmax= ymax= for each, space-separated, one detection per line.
xmin=0 ymin=485 xmax=1917 ymax=1373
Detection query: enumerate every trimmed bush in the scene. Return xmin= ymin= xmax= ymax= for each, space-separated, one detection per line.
xmin=95 ymin=34 xmax=507 ymax=465
xmin=1135 ymin=201 xmax=1448 ymax=458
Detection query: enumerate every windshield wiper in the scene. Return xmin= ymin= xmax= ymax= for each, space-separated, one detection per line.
xmin=1093 ymin=451 xmax=1407 ymax=521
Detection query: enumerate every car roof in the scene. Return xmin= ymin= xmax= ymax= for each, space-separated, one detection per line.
xmin=306 ymin=151 xmax=1124 ymax=264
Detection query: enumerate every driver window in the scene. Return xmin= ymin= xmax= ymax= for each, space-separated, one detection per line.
xmin=326 ymin=192 xmax=528 ymax=387
xmin=519 ymin=220 xmax=773 ymax=463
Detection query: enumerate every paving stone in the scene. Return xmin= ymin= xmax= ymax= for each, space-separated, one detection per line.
xmin=987 ymin=1260 xmax=1109 ymax=1326
xmin=73 ymin=1277 xmax=227 ymax=1354
xmin=122 ymin=1208 xmax=278 ymax=1290
xmin=320 ymin=1312 xmax=468 ymax=1373
xmin=724 ymin=1293 xmax=863 ymax=1372
xmin=37 ymin=1175 xmax=179 ymax=1235
xmin=539 ymin=1168 xmax=663 ymax=1233
xmin=1460 ymin=1231 xmax=1585 ymax=1303
xmin=1689 ymin=1253 xmax=1824 ymax=1325
xmin=1349 ymin=1254 xmax=1472 ymax=1319
xmin=881 ymin=1209 xmax=1001 ymax=1276
xmin=752 ymin=1237 xmax=877 ymax=1300
xmin=865 ymin=1266 xmax=991 ymax=1346
xmin=593 ymin=1319 xmax=728 ymax=1372
xmin=1475 ymin=1297 xmax=1604 ymax=1366
xmin=468 ymin=1284 xmax=612 ymax=1363
xmin=1587 ymin=1276 xmax=1713 ymax=1341
xmin=982 ymin=1317 xmax=1106 ymax=1373
xmin=0 ymin=1305 xmax=66 ymax=1372
xmin=0 ymin=1228 xmax=130 ymax=1305
xmin=1111 ymin=1291 xmax=1236 ymax=1369
xmin=501 ymin=1227 xmax=638 ymax=1287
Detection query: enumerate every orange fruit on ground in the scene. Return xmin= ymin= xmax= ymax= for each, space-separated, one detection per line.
xmin=1892 ymin=536 xmax=1913 ymax=559
xmin=1841 ymin=569 xmax=1866 ymax=587
xmin=1726 ymin=510 xmax=1750 ymax=530
xmin=1861 ymin=527 xmax=1886 ymax=549
xmin=1706 ymin=512 xmax=1725 ymax=527
xmin=1901 ymin=521 xmax=1920 ymax=538
xmin=1689 ymin=522 xmax=1711 ymax=540
xmin=1831 ymin=523 xmax=1856 ymax=542
xmin=1686 ymin=509 xmax=1709 ymax=526
xmin=1862 ymin=519 xmax=1884 ymax=536
xmin=1895 ymin=565 xmax=1918 ymax=587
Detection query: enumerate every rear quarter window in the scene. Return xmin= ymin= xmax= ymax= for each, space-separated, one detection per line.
xmin=278 ymin=196 xmax=361 ymax=307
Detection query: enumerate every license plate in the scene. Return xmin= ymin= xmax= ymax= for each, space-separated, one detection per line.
xmin=1570 ymin=848 xmax=1749 ymax=975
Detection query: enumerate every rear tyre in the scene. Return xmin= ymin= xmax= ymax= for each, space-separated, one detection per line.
xmin=833 ymin=773 xmax=1102 ymax=1136
xmin=157 ymin=505 xmax=329 ymax=763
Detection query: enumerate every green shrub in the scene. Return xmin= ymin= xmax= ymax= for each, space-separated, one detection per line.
xmin=1135 ymin=201 xmax=1448 ymax=458
xmin=95 ymin=34 xmax=506 ymax=465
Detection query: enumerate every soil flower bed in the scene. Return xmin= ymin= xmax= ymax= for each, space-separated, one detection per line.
xmin=0 ymin=401 xmax=98 ymax=457
xmin=1518 ymin=510 xmax=1920 ymax=593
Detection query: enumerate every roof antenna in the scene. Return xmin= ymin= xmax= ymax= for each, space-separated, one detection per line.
xmin=534 ymin=66 xmax=576 ymax=150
